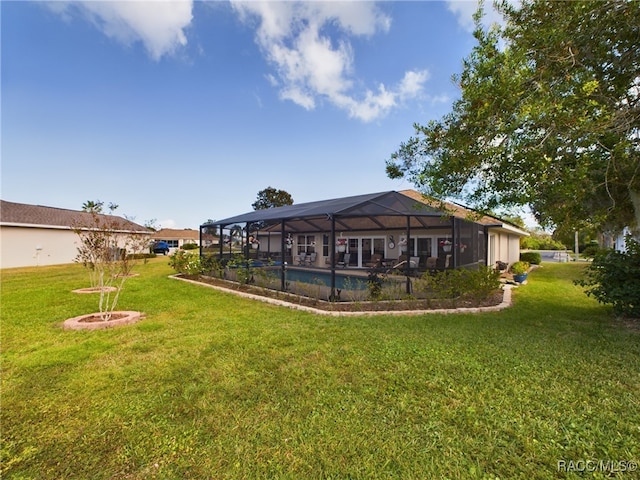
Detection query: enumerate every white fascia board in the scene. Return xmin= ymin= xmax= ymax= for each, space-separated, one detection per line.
xmin=0 ymin=222 xmax=152 ymax=235
xmin=487 ymin=223 xmax=529 ymax=236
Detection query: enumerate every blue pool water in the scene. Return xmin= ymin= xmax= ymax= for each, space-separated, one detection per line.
xmin=283 ymin=268 xmax=369 ymax=290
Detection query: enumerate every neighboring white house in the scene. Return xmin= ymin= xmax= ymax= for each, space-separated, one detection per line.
xmin=151 ymin=228 xmax=199 ymax=252
xmin=0 ymin=200 xmax=151 ymax=269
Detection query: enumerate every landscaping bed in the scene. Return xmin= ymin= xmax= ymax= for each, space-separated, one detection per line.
xmin=179 ymin=273 xmax=506 ymax=312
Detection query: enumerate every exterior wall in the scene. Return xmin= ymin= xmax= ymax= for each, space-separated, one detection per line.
xmin=614 ymin=227 xmax=632 ymax=252
xmin=488 ymin=231 xmax=521 ymax=267
xmin=1 ymin=225 xmax=151 ymax=269
xmin=1 ymin=225 xmax=81 ymax=268
xmin=257 ymin=228 xmax=475 ymax=268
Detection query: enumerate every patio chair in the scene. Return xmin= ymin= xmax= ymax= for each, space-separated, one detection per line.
xmin=410 ymin=256 xmax=420 ymax=269
xmin=297 ymin=252 xmax=307 ymax=265
xmin=337 ymin=253 xmax=350 ymax=268
xmin=365 ymin=253 xmax=382 ymax=268
xmin=305 ymin=252 xmax=317 ymax=266
xmin=425 ymin=256 xmax=438 ymax=270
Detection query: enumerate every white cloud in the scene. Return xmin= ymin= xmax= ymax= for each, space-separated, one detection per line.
xmin=47 ymin=1 xmax=430 ymax=121
xmin=159 ymin=218 xmax=176 ymax=229
xmin=231 ymin=1 xmax=428 ymax=122
xmin=446 ymin=0 xmax=511 ymax=32
xmin=49 ymin=0 xmax=193 ymax=60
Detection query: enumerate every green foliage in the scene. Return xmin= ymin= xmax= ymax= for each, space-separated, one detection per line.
xmin=520 ymin=235 xmax=566 ymax=251
xmin=510 ymin=261 xmax=530 ymax=275
xmin=168 ymin=250 xmax=202 ymax=275
xmin=366 ymin=269 xmax=385 ymax=300
xmin=576 ymin=237 xmax=640 ymax=318
xmin=581 ymin=244 xmax=602 ymax=258
xmin=416 ymin=266 xmax=501 ymax=303
xmin=73 ymin=201 xmax=147 ymax=320
xmin=387 ymin=0 xmax=640 ymax=232
xmin=2 ymin=261 xmax=639 ymax=478
xmin=520 ymin=251 xmax=541 ymax=265
xmin=200 ymin=254 xmax=224 ymax=278
xmin=252 ymin=186 xmax=294 ymax=210
xmin=227 ymin=255 xmax=256 ymax=284
xmin=180 ymin=243 xmax=199 ymax=250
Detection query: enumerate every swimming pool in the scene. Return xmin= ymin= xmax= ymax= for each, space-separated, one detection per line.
xmin=283 ymin=268 xmax=369 ymax=291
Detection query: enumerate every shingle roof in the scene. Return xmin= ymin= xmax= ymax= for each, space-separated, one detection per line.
xmin=152 ymin=228 xmax=200 ymax=240
xmin=204 ymin=190 xmax=529 ymax=235
xmin=0 ymin=200 xmax=150 ymax=233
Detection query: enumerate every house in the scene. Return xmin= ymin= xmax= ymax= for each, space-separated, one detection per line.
xmin=151 ymin=228 xmax=218 ymax=252
xmin=0 ymin=200 xmax=151 ymax=269
xmin=399 ymin=190 xmax=527 ymax=269
xmin=201 ymin=190 xmax=528 ymax=296
xmin=151 ymin=229 xmax=198 ymax=252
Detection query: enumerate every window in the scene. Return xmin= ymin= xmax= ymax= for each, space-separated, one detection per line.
xmin=297 ymin=235 xmax=316 ymax=254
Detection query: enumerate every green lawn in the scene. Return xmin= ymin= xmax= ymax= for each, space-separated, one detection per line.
xmin=2 ymin=259 xmax=639 ymax=479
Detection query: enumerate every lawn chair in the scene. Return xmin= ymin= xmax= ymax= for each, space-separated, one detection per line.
xmin=425 ymin=256 xmax=438 ymax=271
xmin=366 ymin=253 xmax=382 ymax=268
xmin=297 ymin=252 xmax=307 ymax=265
xmin=337 ymin=253 xmax=350 ymax=268
xmin=305 ymin=252 xmax=317 ymax=266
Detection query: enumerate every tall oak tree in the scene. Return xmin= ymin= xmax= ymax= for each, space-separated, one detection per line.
xmin=386 ymin=0 xmax=639 ymax=233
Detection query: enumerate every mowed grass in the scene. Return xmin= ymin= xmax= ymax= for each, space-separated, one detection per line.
xmin=1 ymin=258 xmax=639 ymax=479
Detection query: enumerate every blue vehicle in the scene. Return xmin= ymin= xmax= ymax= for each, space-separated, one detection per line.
xmin=152 ymin=241 xmax=170 ymax=255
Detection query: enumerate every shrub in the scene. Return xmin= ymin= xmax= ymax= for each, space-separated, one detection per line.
xmin=462 ymin=265 xmax=502 ymax=301
xmin=416 ymin=266 xmax=501 ymax=304
xmin=181 ymin=243 xmax=199 ymax=250
xmin=128 ymin=253 xmax=155 ymax=260
xmin=227 ymin=255 xmax=255 ymax=284
xmin=520 ymin=251 xmax=541 ymax=265
xmin=520 ymin=236 xmax=567 ymax=250
xmin=367 ymin=269 xmax=385 ymax=300
xmin=201 ymin=254 xmax=224 ymax=278
xmin=581 ymin=244 xmax=601 ymax=258
xmin=169 ymin=250 xmax=202 ymax=275
xmin=575 ymin=237 xmax=640 ymax=318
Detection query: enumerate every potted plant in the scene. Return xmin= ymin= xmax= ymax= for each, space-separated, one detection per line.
xmin=510 ymin=261 xmax=530 ymax=283
xmin=440 ymin=239 xmax=452 ymax=253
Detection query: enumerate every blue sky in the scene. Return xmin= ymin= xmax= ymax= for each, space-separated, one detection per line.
xmin=2 ymin=1 xmax=505 ymax=229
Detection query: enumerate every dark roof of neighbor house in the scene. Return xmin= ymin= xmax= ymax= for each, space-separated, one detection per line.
xmin=0 ymin=200 xmax=150 ymax=233
xmin=204 ymin=190 xmax=528 ymax=235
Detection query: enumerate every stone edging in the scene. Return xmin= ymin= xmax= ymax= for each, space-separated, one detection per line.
xmin=170 ymin=274 xmax=513 ymax=317
xmin=63 ymin=311 xmax=143 ymax=330
xmin=72 ymin=286 xmax=118 ymax=294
